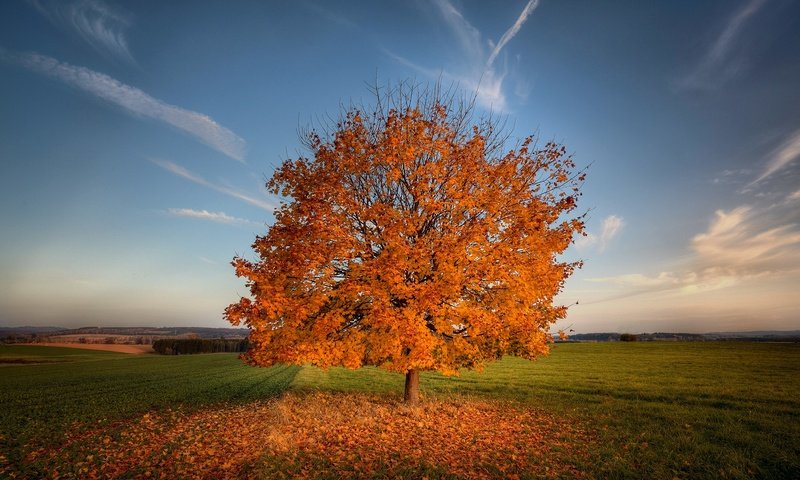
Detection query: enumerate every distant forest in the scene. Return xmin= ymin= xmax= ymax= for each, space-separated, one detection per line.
xmin=563 ymin=331 xmax=800 ymax=342
xmin=152 ymin=338 xmax=248 ymax=355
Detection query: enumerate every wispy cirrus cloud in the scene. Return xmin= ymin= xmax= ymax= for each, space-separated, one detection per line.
xmin=433 ymin=0 xmax=483 ymax=61
xmin=389 ymin=0 xmax=539 ymax=111
xmin=588 ymin=203 xmax=800 ymax=300
xmin=436 ymin=0 xmax=539 ymax=111
xmin=485 ymin=0 xmax=540 ymax=68
xmin=151 ymin=158 xmax=275 ymax=211
xmin=2 ymin=50 xmax=247 ymax=162
xmin=166 ymin=208 xmax=260 ymax=227
xmin=750 ymin=129 xmax=800 ymax=185
xmin=692 ymin=206 xmax=800 ymax=274
xmin=28 ymin=0 xmax=136 ymax=65
xmin=680 ymin=0 xmax=768 ymax=90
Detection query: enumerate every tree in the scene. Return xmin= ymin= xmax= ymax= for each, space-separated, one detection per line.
xmin=225 ymin=83 xmax=586 ymax=403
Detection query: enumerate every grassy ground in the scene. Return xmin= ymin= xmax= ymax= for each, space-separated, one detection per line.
xmin=0 ymin=344 xmax=127 ymax=364
xmin=0 ymin=345 xmax=299 ymax=477
xmin=1 ymin=342 xmax=798 ymax=479
xmin=296 ymin=342 xmax=800 ymax=478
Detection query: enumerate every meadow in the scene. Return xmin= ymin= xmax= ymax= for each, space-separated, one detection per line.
xmin=1 ymin=342 xmax=798 ymax=479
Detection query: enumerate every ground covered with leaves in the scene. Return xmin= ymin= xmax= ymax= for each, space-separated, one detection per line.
xmin=15 ymin=392 xmax=595 ymax=479
xmin=5 ymin=343 xmax=799 ymax=479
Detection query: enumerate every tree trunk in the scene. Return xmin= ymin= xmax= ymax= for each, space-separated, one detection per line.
xmin=404 ymin=368 xmax=420 ymax=403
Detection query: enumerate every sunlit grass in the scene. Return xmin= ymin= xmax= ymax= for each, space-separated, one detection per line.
xmin=294 ymin=342 xmax=800 ymax=479
xmin=1 ymin=342 xmax=798 ymax=478
xmin=0 ymin=344 xmax=127 ymax=364
xmin=0 ymin=348 xmax=299 ymax=477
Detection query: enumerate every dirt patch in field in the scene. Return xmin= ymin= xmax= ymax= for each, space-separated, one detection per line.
xmin=20 ymin=393 xmax=596 ymax=479
xmin=21 ymin=343 xmax=154 ymax=354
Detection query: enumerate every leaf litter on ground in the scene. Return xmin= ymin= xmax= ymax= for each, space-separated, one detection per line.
xmin=19 ymin=392 xmax=596 ymax=479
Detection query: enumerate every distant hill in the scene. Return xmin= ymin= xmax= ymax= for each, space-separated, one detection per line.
xmin=704 ymin=330 xmax=800 ymax=338
xmin=55 ymin=326 xmax=250 ymax=338
xmin=2 ymin=326 xmax=799 ymax=344
xmin=565 ymin=330 xmax=800 ymax=342
xmin=0 ymin=326 xmax=65 ymax=336
xmin=0 ymin=326 xmax=250 ymax=344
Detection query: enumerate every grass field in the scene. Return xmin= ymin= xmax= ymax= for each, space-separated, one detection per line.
xmin=1 ymin=342 xmax=798 ymax=479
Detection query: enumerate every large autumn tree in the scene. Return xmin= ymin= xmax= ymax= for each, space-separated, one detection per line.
xmin=226 ymin=84 xmax=585 ymax=402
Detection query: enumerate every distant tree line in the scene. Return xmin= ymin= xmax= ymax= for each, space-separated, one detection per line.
xmin=152 ymin=338 xmax=248 ymax=355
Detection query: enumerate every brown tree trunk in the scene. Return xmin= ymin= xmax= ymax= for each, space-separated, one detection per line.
xmin=404 ymin=368 xmax=420 ymax=403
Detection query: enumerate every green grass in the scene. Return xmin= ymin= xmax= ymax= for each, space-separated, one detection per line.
xmin=0 ymin=346 xmax=299 ymax=476
xmin=0 ymin=344 xmax=128 ymax=364
xmin=294 ymin=342 xmax=800 ymax=479
xmin=1 ymin=342 xmax=798 ymax=479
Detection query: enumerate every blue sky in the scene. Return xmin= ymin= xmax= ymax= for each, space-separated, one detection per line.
xmin=1 ymin=0 xmax=798 ymax=332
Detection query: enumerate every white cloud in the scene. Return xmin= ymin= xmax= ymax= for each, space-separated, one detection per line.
xmin=486 ymin=0 xmax=540 ymax=68
xmin=385 ymin=50 xmax=508 ymax=111
xmin=166 ymin=208 xmax=260 ymax=227
xmin=394 ymin=0 xmax=540 ymax=111
xmin=599 ymin=215 xmax=624 ymax=252
xmin=29 ymin=0 xmax=136 ymax=65
xmin=788 ymin=190 xmax=800 ymax=202
xmin=2 ymin=50 xmax=247 ymax=162
xmin=589 ymin=204 xmax=800 ymax=299
xmin=432 ymin=0 xmax=483 ymax=61
xmin=152 ymin=159 xmax=206 ymax=184
xmin=151 ymin=158 xmax=276 ymax=211
xmin=680 ymin=0 xmax=767 ymax=89
xmin=573 ymin=214 xmax=624 ymax=252
xmin=573 ymin=232 xmax=597 ymax=250
xmin=692 ymin=206 xmax=800 ymax=272
xmin=751 ymin=129 xmax=800 ymax=185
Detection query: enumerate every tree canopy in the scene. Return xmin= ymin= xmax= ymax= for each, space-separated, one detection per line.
xmin=225 ymin=84 xmax=585 ymax=401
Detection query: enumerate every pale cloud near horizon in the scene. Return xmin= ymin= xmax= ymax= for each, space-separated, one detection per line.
xmin=28 ymin=0 xmax=136 ymax=65
xmin=588 ymin=203 xmax=800 ymax=300
xmin=691 ymin=206 xmax=800 ymax=275
xmin=166 ymin=208 xmax=260 ymax=227
xmin=2 ymin=50 xmax=247 ymax=162
xmin=389 ymin=0 xmax=539 ymax=111
xmin=750 ymin=129 xmax=800 ymax=185
xmin=680 ymin=0 xmax=767 ymax=90
xmin=151 ymin=158 xmax=276 ymax=211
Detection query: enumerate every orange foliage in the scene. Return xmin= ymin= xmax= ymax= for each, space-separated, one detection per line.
xmin=226 ymin=87 xmax=586 ymax=377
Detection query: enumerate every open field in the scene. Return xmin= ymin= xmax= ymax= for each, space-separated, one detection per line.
xmin=1 ymin=342 xmax=798 ymax=479
xmin=0 ymin=345 xmax=130 ymax=365
xmin=18 ymin=343 xmax=154 ymax=354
